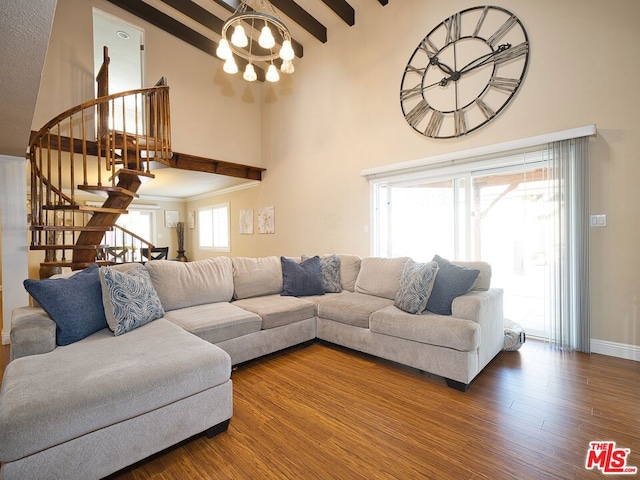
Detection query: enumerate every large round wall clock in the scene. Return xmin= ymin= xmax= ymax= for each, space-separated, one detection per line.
xmin=400 ymin=5 xmax=529 ymax=139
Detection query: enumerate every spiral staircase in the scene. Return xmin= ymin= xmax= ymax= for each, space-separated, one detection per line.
xmin=28 ymin=47 xmax=171 ymax=273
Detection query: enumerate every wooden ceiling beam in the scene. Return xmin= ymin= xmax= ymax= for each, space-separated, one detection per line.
xmin=106 ymin=0 xmax=265 ymax=80
xmin=270 ymin=0 xmax=328 ymax=43
xmin=167 ymin=152 xmax=265 ymax=181
xmin=321 ymin=0 xmax=355 ymax=26
xmin=159 ymin=0 xmax=224 ymax=32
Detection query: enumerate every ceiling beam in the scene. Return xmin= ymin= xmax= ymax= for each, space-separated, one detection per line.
xmin=159 ymin=0 xmax=224 ymax=32
xmin=321 ymin=0 xmax=355 ymax=26
xmin=106 ymin=0 xmax=265 ymax=80
xmin=270 ymin=0 xmax=328 ymax=43
xmin=167 ymin=152 xmax=265 ymax=181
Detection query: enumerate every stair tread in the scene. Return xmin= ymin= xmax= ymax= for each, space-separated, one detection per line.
xmin=77 ymin=184 xmax=139 ymax=199
xmin=42 ymin=204 xmax=128 ymax=214
xmin=113 ymin=168 xmax=155 ymax=184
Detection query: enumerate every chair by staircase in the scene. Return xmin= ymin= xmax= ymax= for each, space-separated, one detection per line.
xmin=29 ymin=46 xmax=171 ymax=273
xmin=141 ymin=247 xmax=169 ymax=261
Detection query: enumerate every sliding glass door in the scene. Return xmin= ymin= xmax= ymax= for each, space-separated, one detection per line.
xmin=373 ymin=152 xmax=550 ymax=337
xmin=470 ymin=165 xmax=550 ymax=337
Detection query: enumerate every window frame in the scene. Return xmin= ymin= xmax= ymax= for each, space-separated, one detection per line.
xmin=198 ymin=202 xmax=230 ymax=252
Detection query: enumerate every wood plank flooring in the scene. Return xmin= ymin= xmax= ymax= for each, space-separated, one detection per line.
xmin=2 ymin=340 xmax=639 ymax=479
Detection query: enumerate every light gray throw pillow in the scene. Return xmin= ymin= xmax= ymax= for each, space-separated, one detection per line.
xmin=99 ymin=264 xmax=165 ymax=336
xmin=394 ymin=260 xmax=439 ymax=314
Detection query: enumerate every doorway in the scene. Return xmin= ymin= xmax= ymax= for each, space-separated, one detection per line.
xmin=92 ymin=9 xmax=145 ymax=132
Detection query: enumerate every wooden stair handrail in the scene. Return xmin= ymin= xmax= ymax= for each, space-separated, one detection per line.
xmin=29 ymin=85 xmax=170 ymax=151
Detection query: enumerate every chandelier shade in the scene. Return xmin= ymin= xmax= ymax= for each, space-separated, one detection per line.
xmin=217 ymin=0 xmax=296 ymax=82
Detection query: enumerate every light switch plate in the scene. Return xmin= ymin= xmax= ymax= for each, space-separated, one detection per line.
xmin=590 ymin=214 xmax=607 ymax=227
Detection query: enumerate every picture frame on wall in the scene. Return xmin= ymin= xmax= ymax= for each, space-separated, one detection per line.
xmin=164 ymin=210 xmax=179 ymax=228
xmin=240 ymin=209 xmax=253 ymax=235
xmin=258 ymin=206 xmax=275 ymax=234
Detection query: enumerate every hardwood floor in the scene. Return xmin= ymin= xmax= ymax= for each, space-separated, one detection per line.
xmin=2 ymin=340 xmax=639 ymax=479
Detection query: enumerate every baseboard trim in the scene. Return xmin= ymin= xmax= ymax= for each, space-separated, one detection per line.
xmin=591 ymin=339 xmax=640 ymax=362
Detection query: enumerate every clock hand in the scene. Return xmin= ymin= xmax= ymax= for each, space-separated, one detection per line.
xmin=429 ymin=56 xmax=455 ymax=76
xmin=458 ymin=43 xmax=511 ymax=75
xmin=423 ymin=77 xmax=452 ymax=90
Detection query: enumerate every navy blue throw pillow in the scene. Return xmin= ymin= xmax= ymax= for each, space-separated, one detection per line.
xmin=23 ymin=264 xmax=108 ymax=345
xmin=281 ymin=256 xmax=325 ymax=297
xmin=425 ymin=255 xmax=480 ymax=315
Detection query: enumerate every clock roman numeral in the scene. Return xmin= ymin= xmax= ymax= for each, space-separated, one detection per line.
xmin=424 ymin=110 xmax=443 ymax=137
xmin=454 ymin=110 xmax=467 ymax=137
xmin=404 ymin=64 xmax=426 ymax=76
xmin=487 ymin=15 xmax=518 ymax=47
xmin=418 ymin=37 xmax=439 ymax=59
xmin=475 ymin=98 xmax=496 ymax=119
xmin=489 ymin=76 xmax=520 ymax=93
xmin=493 ymin=42 xmax=529 ymax=65
xmin=472 ymin=6 xmax=489 ymax=37
xmin=444 ymin=13 xmax=461 ymax=44
xmin=401 ymin=83 xmax=424 ymax=102
xmin=405 ymin=99 xmax=431 ymax=127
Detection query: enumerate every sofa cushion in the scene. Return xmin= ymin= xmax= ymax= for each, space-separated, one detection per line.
xmin=316 ymin=292 xmax=394 ymax=328
xmin=232 ymin=256 xmax=282 ymax=299
xmin=338 ymin=255 xmax=361 ymax=292
xmin=23 ymin=264 xmax=107 ymax=346
xmin=99 ymin=264 xmax=165 ymax=335
xmin=281 ymin=256 xmax=325 ymax=296
xmin=303 ymin=254 xmax=342 ymax=293
xmin=0 ymin=319 xmax=231 ymax=463
xmin=426 ymin=255 xmax=480 ymax=315
xmin=145 ymin=257 xmax=234 ymax=311
xmin=232 ymin=294 xmax=315 ymax=329
xmin=164 ymin=302 xmax=262 ymax=343
xmin=354 ymin=257 xmax=410 ymax=300
xmin=394 ymin=260 xmax=439 ymax=314
xmin=370 ymin=306 xmax=481 ymax=352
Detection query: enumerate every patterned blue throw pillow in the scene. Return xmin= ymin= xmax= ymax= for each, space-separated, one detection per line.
xmin=23 ymin=263 xmax=108 ymax=346
xmin=99 ymin=264 xmax=165 ymax=336
xmin=394 ymin=260 xmax=439 ymax=314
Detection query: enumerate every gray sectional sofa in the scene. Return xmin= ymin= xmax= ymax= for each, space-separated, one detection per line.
xmin=0 ymin=254 xmax=504 ymax=479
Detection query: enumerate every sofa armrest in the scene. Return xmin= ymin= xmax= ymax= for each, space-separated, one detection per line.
xmin=10 ymin=307 xmax=57 ymax=361
xmin=452 ymin=288 xmax=504 ymax=370
xmin=451 ymin=288 xmax=503 ymax=323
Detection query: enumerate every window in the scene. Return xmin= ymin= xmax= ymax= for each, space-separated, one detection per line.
xmin=199 ymin=203 xmax=230 ymax=251
xmin=369 ymin=135 xmax=590 ymax=353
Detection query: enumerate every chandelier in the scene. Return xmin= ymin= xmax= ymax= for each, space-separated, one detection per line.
xmin=216 ymin=0 xmax=295 ymax=83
